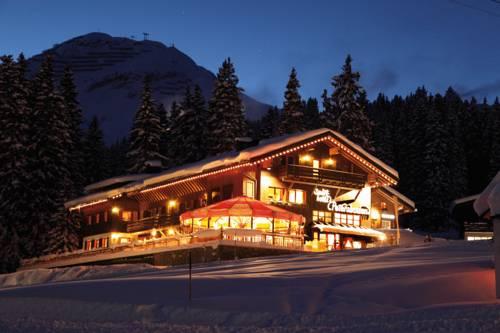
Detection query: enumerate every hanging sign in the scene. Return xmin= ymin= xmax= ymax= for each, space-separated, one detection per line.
xmin=313 ymin=188 xmax=370 ymax=215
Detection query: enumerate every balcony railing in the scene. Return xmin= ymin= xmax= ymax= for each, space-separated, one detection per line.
xmin=284 ymin=164 xmax=367 ymax=188
xmin=126 ymin=214 xmax=179 ymax=233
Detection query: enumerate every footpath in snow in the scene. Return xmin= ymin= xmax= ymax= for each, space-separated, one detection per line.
xmin=0 ymin=240 xmax=498 ymax=332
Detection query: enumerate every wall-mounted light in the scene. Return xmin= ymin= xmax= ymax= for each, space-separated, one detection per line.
xmin=300 ymin=154 xmax=312 ymax=162
xmin=324 ymin=158 xmax=336 ymax=167
xmin=371 ymin=209 xmax=380 ymax=220
xmin=111 ymin=206 xmax=120 ymax=215
xmin=168 ymin=200 xmax=177 ymax=208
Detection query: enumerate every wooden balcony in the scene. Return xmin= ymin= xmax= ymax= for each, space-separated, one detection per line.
xmin=126 ymin=214 xmax=179 ymax=233
xmin=283 ymin=164 xmax=367 ymax=189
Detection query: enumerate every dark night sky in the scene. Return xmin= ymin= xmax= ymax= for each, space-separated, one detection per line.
xmin=1 ymin=0 xmax=500 ymax=105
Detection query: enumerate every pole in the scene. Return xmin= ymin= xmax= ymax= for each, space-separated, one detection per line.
xmin=188 ymin=250 xmax=192 ymax=302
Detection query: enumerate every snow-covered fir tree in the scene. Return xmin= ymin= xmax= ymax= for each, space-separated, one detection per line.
xmin=488 ymin=98 xmax=500 ymax=179
xmin=127 ymin=76 xmax=164 ymax=173
xmin=368 ymin=93 xmax=394 ymax=165
xmin=304 ymin=97 xmax=320 ymax=130
xmin=206 ymin=58 xmax=246 ymax=155
xmin=443 ymin=87 xmax=467 ymax=201
xmin=28 ymin=56 xmax=77 ymax=255
xmin=83 ymin=116 xmax=108 ymax=184
xmin=260 ymin=106 xmax=281 ymax=139
xmin=418 ymin=94 xmax=450 ymax=230
xmin=60 ymin=66 xmax=84 ymax=198
xmin=157 ymin=103 xmax=171 ymax=167
xmin=170 ymin=86 xmax=207 ymax=165
xmin=280 ymin=68 xmax=305 ymax=134
xmin=106 ymin=137 xmax=129 ymax=177
xmin=0 ymin=55 xmax=28 ymax=269
xmin=321 ymin=89 xmax=336 ymax=129
xmin=330 ymin=55 xmax=373 ymax=151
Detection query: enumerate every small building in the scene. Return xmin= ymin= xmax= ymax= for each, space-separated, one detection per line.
xmin=66 ymin=128 xmax=415 ymax=253
xmin=450 ymin=195 xmax=493 ymax=241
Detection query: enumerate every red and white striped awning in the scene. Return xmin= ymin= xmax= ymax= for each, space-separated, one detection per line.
xmin=180 ymin=196 xmax=305 ymax=223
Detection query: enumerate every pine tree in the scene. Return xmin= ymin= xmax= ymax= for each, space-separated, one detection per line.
xmin=206 ymin=58 xmax=246 ymax=155
xmin=330 ymin=55 xmax=373 ymax=150
xmin=157 ymin=103 xmax=171 ymax=167
xmin=127 ymin=76 xmax=164 ymax=173
xmin=260 ymin=106 xmax=281 ymax=139
xmin=170 ymin=86 xmax=207 ymax=165
xmin=321 ymin=89 xmax=336 ymax=129
xmin=0 ymin=55 xmax=28 ymax=266
xmin=280 ymin=68 xmax=305 ymax=134
xmin=165 ymin=101 xmax=180 ymax=165
xmin=418 ymin=94 xmax=450 ymax=230
xmin=488 ymin=97 xmax=500 ymax=179
xmin=60 ymin=66 xmax=84 ymax=198
xmin=304 ymin=97 xmax=320 ymax=130
xmin=83 ymin=116 xmax=108 ymax=184
xmin=28 ymin=55 xmax=76 ymax=255
xmin=368 ymin=93 xmax=394 ymax=165
xmin=443 ymin=87 xmax=467 ymax=201
xmin=0 ymin=222 xmax=20 ymax=273
xmin=106 ymin=137 xmax=129 ymax=177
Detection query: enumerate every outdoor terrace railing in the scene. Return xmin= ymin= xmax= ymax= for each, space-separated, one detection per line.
xmin=126 ymin=214 xmax=179 ymax=233
xmin=285 ymin=164 xmax=367 ymax=188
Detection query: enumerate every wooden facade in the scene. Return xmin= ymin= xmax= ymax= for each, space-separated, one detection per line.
xmin=67 ymin=129 xmax=415 ymax=252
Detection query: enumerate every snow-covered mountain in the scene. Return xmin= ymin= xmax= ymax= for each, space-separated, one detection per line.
xmin=26 ymin=32 xmax=270 ymax=143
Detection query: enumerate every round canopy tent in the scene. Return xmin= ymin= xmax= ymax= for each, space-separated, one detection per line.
xmin=180 ymin=196 xmax=305 ymax=231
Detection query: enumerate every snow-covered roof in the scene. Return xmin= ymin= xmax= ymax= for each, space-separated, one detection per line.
xmin=66 ymin=128 xmax=400 ymax=209
xmin=449 ymin=194 xmax=480 ymax=212
xmin=474 ymin=171 xmax=500 ymax=218
xmin=381 ymin=186 xmax=416 ymax=209
xmin=84 ymin=174 xmax=152 ymax=193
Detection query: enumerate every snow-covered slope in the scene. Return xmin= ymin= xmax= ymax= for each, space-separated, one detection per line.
xmin=26 ymin=32 xmax=270 ymax=143
xmin=0 ymin=241 xmax=497 ymax=332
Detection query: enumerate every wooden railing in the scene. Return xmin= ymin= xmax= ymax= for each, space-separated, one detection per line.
xmin=285 ymin=164 xmax=367 ymax=188
xmin=126 ymin=214 xmax=179 ymax=233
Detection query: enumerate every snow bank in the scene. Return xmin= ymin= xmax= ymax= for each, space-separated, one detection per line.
xmin=0 ymin=241 xmax=496 ymax=332
xmin=0 ymin=263 xmax=161 ymax=289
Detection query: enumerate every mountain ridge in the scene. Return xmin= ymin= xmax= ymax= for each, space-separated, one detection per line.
xmin=26 ymin=32 xmax=270 ymax=143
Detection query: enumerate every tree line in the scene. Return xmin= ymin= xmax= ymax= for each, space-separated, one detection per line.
xmin=0 ymin=52 xmax=499 ymax=272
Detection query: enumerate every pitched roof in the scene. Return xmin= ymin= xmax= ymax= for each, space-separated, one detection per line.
xmin=66 ymin=128 xmax=399 ymax=209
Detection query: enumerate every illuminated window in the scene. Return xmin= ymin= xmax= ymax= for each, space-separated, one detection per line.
xmin=211 ymin=188 xmax=221 ymax=202
xmin=243 ymin=180 xmax=255 ymax=198
xmin=122 ymin=211 xmax=132 ymax=221
xmin=102 ymin=238 xmax=108 ymax=248
xmin=289 ymin=189 xmax=304 ymax=204
xmin=267 ymin=187 xmax=285 ymax=202
xmin=85 ymin=240 xmax=92 ymax=250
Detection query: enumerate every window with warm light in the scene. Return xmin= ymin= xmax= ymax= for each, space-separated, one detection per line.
xmin=122 ymin=211 xmax=132 ymax=221
xmin=267 ymin=187 xmax=285 ymax=202
xmin=288 ymin=189 xmax=304 ymax=204
xmin=243 ymin=179 xmax=255 ymax=198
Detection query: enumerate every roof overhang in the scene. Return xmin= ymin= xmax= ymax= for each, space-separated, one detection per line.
xmin=66 ymin=128 xmax=400 ymax=210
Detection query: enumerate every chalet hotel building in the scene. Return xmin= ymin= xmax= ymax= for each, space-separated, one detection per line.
xmin=66 ymin=128 xmax=415 ymax=253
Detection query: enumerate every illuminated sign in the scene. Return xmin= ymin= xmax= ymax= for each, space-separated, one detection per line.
xmin=381 ymin=213 xmax=395 ymax=220
xmin=314 ymin=188 xmax=370 ymax=215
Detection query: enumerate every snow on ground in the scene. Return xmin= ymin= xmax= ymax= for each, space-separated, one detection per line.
xmin=0 ymin=240 xmax=499 ymax=332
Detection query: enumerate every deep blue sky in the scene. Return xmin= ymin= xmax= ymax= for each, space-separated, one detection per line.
xmin=1 ymin=0 xmax=500 ymax=105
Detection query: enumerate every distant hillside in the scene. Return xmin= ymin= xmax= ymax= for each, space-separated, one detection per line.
xmin=26 ymin=32 xmax=270 ymax=143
